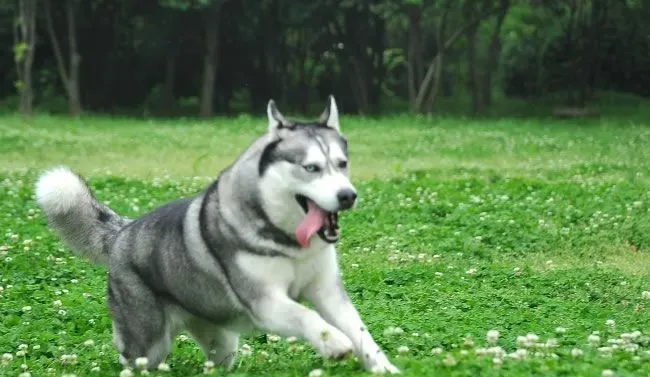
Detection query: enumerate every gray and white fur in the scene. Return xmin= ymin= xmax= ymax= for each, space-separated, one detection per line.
xmin=35 ymin=96 xmax=400 ymax=374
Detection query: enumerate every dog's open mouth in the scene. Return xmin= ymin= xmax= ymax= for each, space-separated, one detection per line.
xmin=295 ymin=194 xmax=339 ymax=248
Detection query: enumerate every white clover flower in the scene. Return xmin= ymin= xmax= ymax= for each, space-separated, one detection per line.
xmin=486 ymin=330 xmax=499 ymax=345
xmin=516 ymin=348 xmax=529 ymax=359
xmin=90 ymin=366 xmax=101 ymax=372
xmin=58 ymin=310 xmax=67 ymax=316
xmin=442 ymin=354 xmax=457 ymax=367
xmin=308 ymin=369 xmax=323 ymax=377
xmin=598 ymin=346 xmax=613 ymax=355
xmin=589 ymin=334 xmax=601 ymax=346
xmin=286 ymin=336 xmax=297 ymax=344
xmin=475 ymin=348 xmax=488 ymax=356
xmin=397 ymin=345 xmax=409 ymax=354
xmin=606 ymin=319 xmax=616 ymax=328
xmin=431 ymin=347 xmax=443 ymax=355
xmin=571 ymin=348 xmax=584 ymax=358
xmin=2 ymin=353 xmax=13 ymax=362
xmin=119 ymin=368 xmax=134 ymax=377
xmin=18 ymin=344 xmax=28 ymax=351
xmin=526 ymin=333 xmax=539 ymax=343
xmin=15 ymin=350 xmax=26 ymax=357
xmin=21 ymin=306 xmax=31 ymax=312
xmin=60 ymin=354 xmax=78 ymax=365
xmin=383 ymin=326 xmax=404 ymax=337
xmin=267 ymin=334 xmax=281 ymax=343
xmin=555 ymin=327 xmax=567 ymax=334
xmin=83 ymin=339 xmax=95 ymax=347
xmin=240 ymin=344 xmax=252 ymax=357
xmin=516 ymin=336 xmax=530 ymax=348
xmin=466 ymin=268 xmax=477 ymax=276
xmin=203 ymin=360 xmax=215 ymax=374
xmin=487 ymin=346 xmax=506 ymax=359
xmin=642 ymin=291 xmax=650 ymax=300
xmin=157 ymin=363 xmax=171 ymax=372
xmin=624 ymin=344 xmax=639 ymax=353
xmin=18 ymin=373 xmax=31 ymax=377
xmin=601 ymin=369 xmax=615 ymax=377
xmin=492 ymin=357 xmax=503 ymax=367
xmin=134 ymin=357 xmax=149 ymax=370
xmin=177 ymin=335 xmax=189 ymax=342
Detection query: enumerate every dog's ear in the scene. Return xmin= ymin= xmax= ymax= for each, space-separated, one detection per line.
xmin=267 ymin=99 xmax=290 ymax=136
xmin=319 ymin=95 xmax=340 ymax=132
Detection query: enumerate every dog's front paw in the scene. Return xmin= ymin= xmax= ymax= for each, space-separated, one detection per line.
xmin=316 ymin=328 xmax=354 ymax=360
xmin=367 ymin=355 xmax=401 ymax=374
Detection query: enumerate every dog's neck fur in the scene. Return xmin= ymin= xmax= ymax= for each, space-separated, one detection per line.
xmin=211 ymin=133 xmax=330 ymax=258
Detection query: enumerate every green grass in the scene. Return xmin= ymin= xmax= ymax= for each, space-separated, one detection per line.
xmin=1 ymin=113 xmax=650 ymax=377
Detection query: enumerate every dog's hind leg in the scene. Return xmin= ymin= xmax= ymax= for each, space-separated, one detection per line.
xmin=108 ymin=276 xmax=173 ymax=370
xmin=186 ymin=321 xmax=240 ymax=370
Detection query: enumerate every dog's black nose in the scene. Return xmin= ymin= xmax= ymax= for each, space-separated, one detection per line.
xmin=337 ymin=189 xmax=357 ymax=209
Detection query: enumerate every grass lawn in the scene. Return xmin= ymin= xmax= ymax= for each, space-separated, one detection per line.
xmin=1 ymin=113 xmax=650 ymax=376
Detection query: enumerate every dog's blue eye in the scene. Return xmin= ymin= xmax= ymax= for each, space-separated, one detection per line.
xmin=304 ymin=164 xmax=320 ymax=173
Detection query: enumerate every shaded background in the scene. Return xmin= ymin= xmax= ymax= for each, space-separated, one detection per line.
xmin=1 ymin=0 xmax=648 ymax=117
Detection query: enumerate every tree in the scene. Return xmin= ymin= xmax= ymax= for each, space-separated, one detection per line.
xmin=483 ymin=0 xmax=510 ymax=107
xmin=160 ymin=0 xmax=226 ymax=117
xmin=12 ymin=0 xmax=37 ymax=116
xmin=44 ymin=0 xmax=82 ymax=116
xmin=412 ymin=0 xmax=501 ymax=113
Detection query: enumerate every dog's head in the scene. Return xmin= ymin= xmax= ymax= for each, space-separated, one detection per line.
xmin=258 ymin=96 xmax=356 ymax=248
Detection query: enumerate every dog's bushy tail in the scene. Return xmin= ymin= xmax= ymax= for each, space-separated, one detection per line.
xmin=35 ymin=167 xmax=131 ymax=265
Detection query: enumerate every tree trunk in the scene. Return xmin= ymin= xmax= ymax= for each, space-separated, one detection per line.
xmin=564 ymin=0 xmax=578 ymax=106
xmin=587 ymin=0 xmax=607 ymax=98
xmin=466 ymin=22 xmax=484 ymax=114
xmin=413 ymin=2 xmax=450 ymax=114
xmin=483 ymin=1 xmax=508 ymax=107
xmin=349 ymin=58 xmax=369 ymax=113
xmin=66 ymin=0 xmax=82 ymax=116
xmin=162 ymin=53 xmax=176 ymax=113
xmin=44 ymin=0 xmax=82 ymax=116
xmin=424 ymin=52 xmax=445 ymax=112
xmin=200 ymin=4 xmax=221 ymax=118
xmin=413 ymin=2 xmax=498 ymax=113
xmin=406 ymin=5 xmax=423 ymax=110
xmin=14 ymin=0 xmax=37 ymax=116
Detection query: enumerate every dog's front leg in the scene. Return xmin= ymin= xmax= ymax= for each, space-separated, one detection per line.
xmin=251 ymin=292 xmax=354 ymax=360
xmin=304 ymin=274 xmax=401 ymax=374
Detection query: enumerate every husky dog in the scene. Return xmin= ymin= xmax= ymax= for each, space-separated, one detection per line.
xmin=35 ymin=96 xmax=400 ymax=374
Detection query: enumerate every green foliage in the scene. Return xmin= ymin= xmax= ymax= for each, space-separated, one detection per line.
xmin=1 ymin=114 xmax=650 ymax=375
xmin=0 ymin=0 xmax=649 ymax=115
xmin=159 ymin=0 xmax=217 ymax=11
xmin=12 ymin=42 xmax=27 ymax=63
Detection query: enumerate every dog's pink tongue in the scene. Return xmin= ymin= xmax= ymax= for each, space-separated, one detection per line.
xmin=295 ymin=200 xmax=327 ymax=248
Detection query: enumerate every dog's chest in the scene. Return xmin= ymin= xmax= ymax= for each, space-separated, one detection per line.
xmin=235 ymin=246 xmax=336 ymax=299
